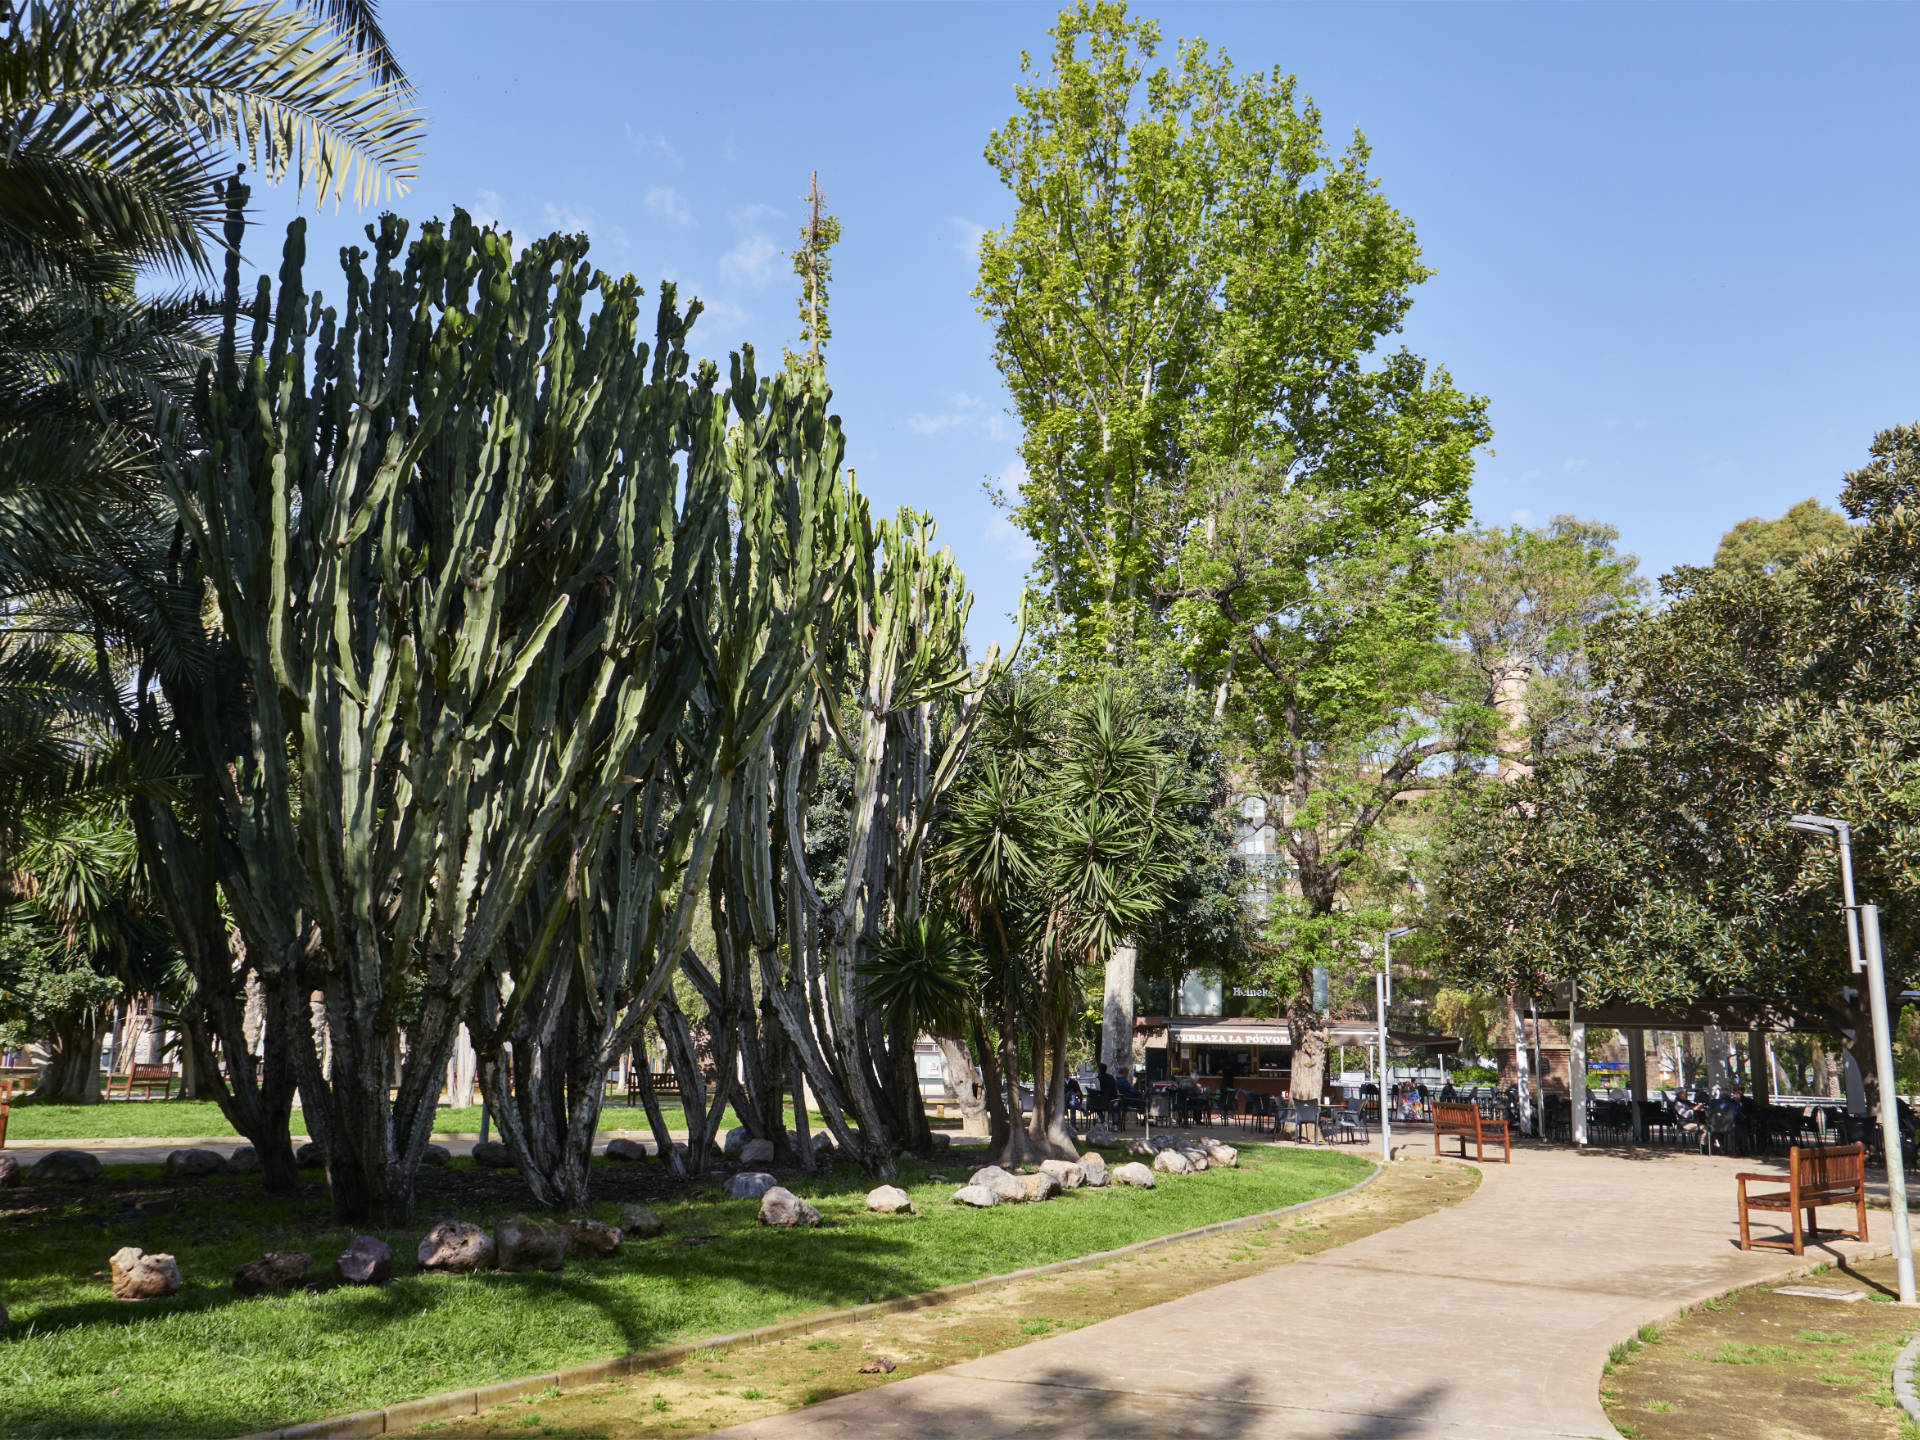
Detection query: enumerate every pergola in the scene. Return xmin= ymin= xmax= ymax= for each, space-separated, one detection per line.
xmin=1523 ymin=990 xmax=1911 ymax=1144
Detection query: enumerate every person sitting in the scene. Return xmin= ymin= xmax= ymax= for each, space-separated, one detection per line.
xmin=1096 ymin=1062 xmax=1120 ymax=1125
xmin=1114 ymin=1069 xmax=1146 ymax=1123
xmin=1439 ymin=1079 xmax=1457 ymax=1103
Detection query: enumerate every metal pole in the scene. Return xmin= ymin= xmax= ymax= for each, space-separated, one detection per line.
xmin=1858 ymin=905 xmax=1915 ymax=1304
xmin=1378 ymin=969 xmax=1391 ymax=1165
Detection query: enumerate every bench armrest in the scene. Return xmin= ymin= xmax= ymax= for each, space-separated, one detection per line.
xmin=1732 ymin=1172 xmax=1781 ymax=1183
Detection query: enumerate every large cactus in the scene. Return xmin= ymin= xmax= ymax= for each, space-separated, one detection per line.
xmin=165 ymin=182 xmax=739 ymax=1223
xmin=466 ymin=348 xmax=852 ymax=1209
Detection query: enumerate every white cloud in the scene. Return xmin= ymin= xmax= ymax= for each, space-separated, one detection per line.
xmin=473 ymin=189 xmax=505 ymax=231
xmin=692 ymin=295 xmax=752 ymax=332
xmin=539 ymin=203 xmax=628 ymax=249
xmin=1519 ymin=467 xmax=1541 ymax=481
xmin=1511 ymin=508 xmax=1535 ymax=527
xmin=625 ymin=126 xmax=683 ymax=169
xmin=645 ymin=186 xmax=694 ymax=226
xmin=716 ymin=204 xmax=783 ymax=291
xmin=906 ymin=392 xmax=1010 ymax=442
xmin=719 ymin=235 xmax=780 ymax=290
xmin=988 ymin=512 xmax=1036 ymax=566
xmin=1562 ymin=457 xmax=1587 ymax=475
xmin=950 ymin=216 xmax=989 ymax=258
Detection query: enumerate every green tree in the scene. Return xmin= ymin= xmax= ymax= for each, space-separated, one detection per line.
xmin=976 ymin=1 xmax=1448 ymax=662
xmin=1713 ymin=498 xmax=1852 ymax=580
xmin=1434 ymin=424 xmax=1920 ymax=1103
xmin=935 ymin=679 xmax=1196 ymax=1161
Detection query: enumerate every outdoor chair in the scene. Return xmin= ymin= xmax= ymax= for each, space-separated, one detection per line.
xmin=1326 ymin=1103 xmax=1368 ymax=1145
xmin=1292 ymin=1099 xmax=1324 ymax=1145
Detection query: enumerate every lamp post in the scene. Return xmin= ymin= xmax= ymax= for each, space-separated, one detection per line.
xmin=1788 ymin=814 xmax=1914 ymax=1304
xmin=1382 ymin=926 xmax=1414 ymax=1164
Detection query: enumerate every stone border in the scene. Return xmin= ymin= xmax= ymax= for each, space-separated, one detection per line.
xmin=237 ymin=1160 xmax=1384 ymax=1439
xmin=1893 ymin=1324 xmax=1920 ymax=1428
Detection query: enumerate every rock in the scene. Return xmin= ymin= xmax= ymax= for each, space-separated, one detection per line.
xmin=420 ymin=1144 xmax=452 ymax=1166
xmin=952 ymin=1184 xmax=998 ymax=1208
xmin=722 ymin=1126 xmax=748 ymax=1158
xmin=566 ymin=1219 xmax=623 ymax=1257
xmin=967 ymin=1165 xmax=1025 ymax=1203
xmin=227 ymin=1146 xmax=260 ymax=1173
xmin=1152 ymin=1149 xmax=1192 ymax=1175
xmin=110 ymin=1246 xmax=181 ymax=1301
xmin=1085 ymin=1122 xmax=1115 ymax=1147
xmin=495 ymin=1215 xmax=568 ymax=1273
xmin=1022 ymin=1170 xmax=1063 ymax=1203
xmin=1125 ymin=1137 xmax=1156 ymax=1158
xmin=1038 ymin=1159 xmax=1085 ymax=1189
xmin=604 ymin=1137 xmax=652 ymax=1162
xmin=857 ymin=1355 xmax=897 ymax=1374
xmin=1077 ymin=1152 xmax=1110 ymax=1188
xmin=165 ymin=1147 xmax=226 ymax=1179
xmin=417 ymin=1220 xmax=494 ymax=1273
xmin=334 ymin=1234 xmax=393 ymax=1286
xmin=865 ymin=1185 xmax=914 ymax=1214
xmin=740 ymin=1138 xmax=777 ymax=1166
xmin=928 ymin=1173 xmax=949 ymax=1184
xmin=727 ymin=1170 xmax=779 ymax=1200
xmin=32 ymin=1149 xmax=101 ymax=1184
xmin=1114 ymin=1162 xmax=1157 ymax=1189
xmin=1178 ymin=1148 xmax=1209 ymax=1171
xmin=930 ymin=1131 xmax=952 ymax=1148
xmin=0 ymin=1154 xmax=20 ymax=1188
xmin=757 ymin=1186 xmax=821 ymax=1227
xmin=294 ymin=1142 xmax=322 ymax=1168
xmin=1205 ymin=1143 xmax=1239 ymax=1168
xmin=471 ymin=1140 xmax=515 ymax=1168
xmin=233 ymin=1250 xmax=311 ymax=1295
xmin=1149 ymin=1133 xmax=1179 ymax=1151
xmin=618 ymin=1204 xmax=664 ymax=1238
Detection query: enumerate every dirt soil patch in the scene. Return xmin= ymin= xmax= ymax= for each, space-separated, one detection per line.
xmin=1604 ymin=1253 xmax=1919 ymax=1440
xmin=403 ymin=1157 xmax=1478 ymax=1439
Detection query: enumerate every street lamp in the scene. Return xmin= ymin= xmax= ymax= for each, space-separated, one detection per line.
xmin=1788 ymin=813 xmax=1914 ymax=1304
xmin=1381 ymin=926 xmax=1414 ymax=1165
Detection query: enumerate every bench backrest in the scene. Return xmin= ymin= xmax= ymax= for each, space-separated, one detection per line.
xmin=129 ymin=1063 xmax=172 ymax=1080
xmin=1434 ymin=1101 xmax=1481 ymax=1131
xmin=1793 ymin=1143 xmax=1864 ymax=1194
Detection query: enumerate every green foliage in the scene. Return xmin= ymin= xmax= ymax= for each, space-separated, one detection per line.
xmin=977 ymin=1 xmax=1466 ymax=661
xmin=1713 ymin=498 xmax=1852 ymax=580
xmin=1433 ymin=423 xmax=1920 ymax=1046
xmin=858 ymin=914 xmax=978 ymax=1039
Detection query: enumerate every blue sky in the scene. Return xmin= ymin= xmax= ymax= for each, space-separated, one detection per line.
xmin=261 ymin=1 xmax=1920 ymax=654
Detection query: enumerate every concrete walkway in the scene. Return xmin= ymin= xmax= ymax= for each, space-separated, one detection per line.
xmin=705 ymin=1138 xmax=1892 ymax=1440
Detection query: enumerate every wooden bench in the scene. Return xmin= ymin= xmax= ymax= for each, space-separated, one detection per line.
xmin=105 ymin=1063 xmax=174 ymax=1101
xmin=1736 ymin=1143 xmax=1868 ymax=1254
xmin=1433 ymin=1099 xmax=1511 ymax=1163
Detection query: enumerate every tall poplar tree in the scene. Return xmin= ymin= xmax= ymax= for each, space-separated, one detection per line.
xmin=978 ymin=1 xmax=1488 ymax=1097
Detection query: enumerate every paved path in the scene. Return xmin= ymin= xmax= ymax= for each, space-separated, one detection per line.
xmin=705 ymin=1138 xmax=1892 ymax=1440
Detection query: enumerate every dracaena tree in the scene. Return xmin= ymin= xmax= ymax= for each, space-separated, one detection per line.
xmin=936 ymin=680 xmax=1196 ymax=1163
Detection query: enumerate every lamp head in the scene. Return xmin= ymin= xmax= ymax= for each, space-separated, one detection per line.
xmin=1788 ymin=814 xmax=1843 ymax=837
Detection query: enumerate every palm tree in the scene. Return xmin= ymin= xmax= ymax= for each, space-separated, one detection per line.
xmin=936 ymin=681 xmax=1196 ymax=1161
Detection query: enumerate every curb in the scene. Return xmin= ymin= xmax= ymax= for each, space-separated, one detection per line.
xmin=236 ymin=1158 xmax=1384 ymax=1439
xmin=1894 ymin=1324 xmax=1920 ymax=1429
xmin=1598 ymin=1238 xmax=1896 ymax=1438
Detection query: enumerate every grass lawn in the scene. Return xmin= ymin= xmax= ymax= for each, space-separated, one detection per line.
xmin=0 ymin=1097 xmax=782 ymax=1143
xmin=0 ymin=1142 xmax=1369 ymax=1438
xmin=1602 ymin=1254 xmax=1918 ymax=1440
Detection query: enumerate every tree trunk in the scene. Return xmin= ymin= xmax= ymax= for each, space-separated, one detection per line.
xmin=1288 ymin=981 xmax=1328 ymax=1105
xmin=1102 ymin=941 xmax=1138 ymax=1077
xmin=936 ymin=1035 xmax=989 ymax=1138
xmin=33 ymin=1009 xmax=107 ymax=1103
